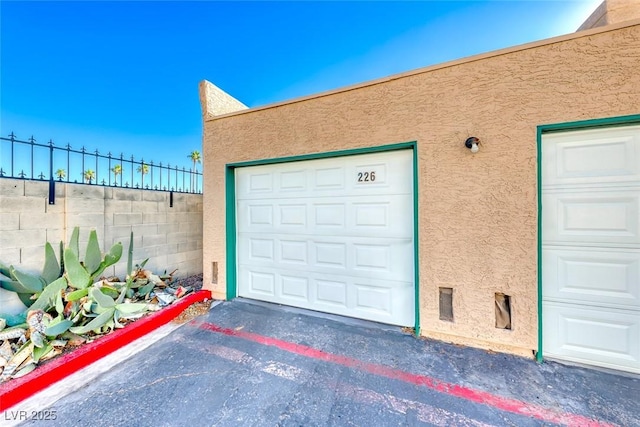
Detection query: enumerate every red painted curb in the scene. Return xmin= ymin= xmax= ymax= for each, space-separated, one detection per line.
xmin=0 ymin=290 xmax=212 ymax=412
xmin=199 ymin=321 xmax=616 ymax=427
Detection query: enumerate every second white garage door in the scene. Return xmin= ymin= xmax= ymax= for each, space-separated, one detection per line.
xmin=542 ymin=124 xmax=640 ymax=374
xmin=235 ymin=150 xmax=415 ymax=326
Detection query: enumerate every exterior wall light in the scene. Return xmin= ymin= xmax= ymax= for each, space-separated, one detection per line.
xmin=465 ymin=137 xmax=480 ymax=153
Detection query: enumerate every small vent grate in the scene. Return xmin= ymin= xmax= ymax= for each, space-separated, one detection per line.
xmin=495 ymin=293 xmax=512 ymax=329
xmin=439 ymin=287 xmax=454 ymax=322
xmin=211 ymin=262 xmax=218 ymax=284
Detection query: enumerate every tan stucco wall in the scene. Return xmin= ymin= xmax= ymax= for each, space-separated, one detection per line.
xmin=578 ymin=0 xmax=640 ymax=31
xmin=201 ymin=21 xmax=640 ymax=357
xmin=199 ymin=80 xmax=248 ymax=120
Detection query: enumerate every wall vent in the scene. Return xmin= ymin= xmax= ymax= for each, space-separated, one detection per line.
xmin=495 ymin=293 xmax=512 ymax=329
xmin=439 ymin=287 xmax=454 ymax=322
xmin=211 ymin=261 xmax=218 ymax=284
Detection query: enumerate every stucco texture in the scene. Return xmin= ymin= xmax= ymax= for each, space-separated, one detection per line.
xmin=201 ymin=22 xmax=640 ymax=357
xmin=199 ymin=80 xmax=248 ymax=119
xmin=606 ymin=0 xmax=640 ymax=25
xmin=578 ymin=0 xmax=640 ymax=30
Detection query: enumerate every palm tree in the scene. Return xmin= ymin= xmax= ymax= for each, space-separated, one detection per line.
xmin=55 ymin=168 xmax=66 ymax=181
xmin=137 ymin=164 xmax=149 ymax=188
xmin=83 ymin=169 xmax=95 ymax=184
xmin=111 ymin=164 xmax=122 ymax=186
xmin=188 ymin=150 xmax=202 ymax=192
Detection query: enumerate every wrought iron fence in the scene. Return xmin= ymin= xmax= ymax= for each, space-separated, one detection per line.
xmin=0 ymin=133 xmax=202 ymax=197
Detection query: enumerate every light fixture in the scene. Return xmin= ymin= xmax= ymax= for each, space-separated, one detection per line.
xmin=465 ymin=137 xmax=480 ymax=154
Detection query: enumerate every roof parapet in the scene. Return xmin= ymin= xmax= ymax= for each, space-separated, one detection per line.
xmin=577 ymin=0 xmax=640 ymax=31
xmin=199 ymin=80 xmax=248 ymax=120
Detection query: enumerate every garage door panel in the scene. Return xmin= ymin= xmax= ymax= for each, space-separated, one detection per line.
xmin=542 ymin=124 xmax=640 ymax=374
xmin=353 ymin=241 xmax=414 ymax=277
xmin=236 ymin=151 xmax=412 ymax=200
xmin=349 ymin=196 xmax=412 ymax=236
xmin=280 ymin=169 xmax=307 ymax=191
xmin=314 ymin=166 xmax=346 ymax=190
xmin=236 ymin=150 xmax=415 ymax=327
xmin=544 ymin=302 xmax=640 ymax=373
xmin=281 ymin=275 xmax=309 ymax=301
xmin=238 ymin=196 xmax=412 ymax=238
xmin=279 ymin=204 xmax=307 ymax=226
xmin=247 ymin=271 xmax=276 ymax=296
xmin=248 ymin=172 xmax=274 ymax=193
xmin=238 ymin=235 xmax=412 ymax=280
xmin=313 ymin=242 xmax=347 ymax=269
xmin=543 ymin=190 xmax=640 ymax=245
xmin=353 ymin=244 xmax=390 ymax=272
xmin=314 ymin=203 xmax=346 ymax=227
xmin=353 ymin=202 xmax=387 ymax=227
xmin=247 ymin=204 xmax=274 ymax=226
xmin=316 ymin=279 xmax=348 ymax=307
xmin=355 ymin=284 xmax=392 ymax=314
xmin=355 ymin=162 xmax=387 ymax=186
xmin=248 ymin=238 xmax=275 ymax=261
xmin=238 ymin=265 xmax=414 ymax=326
xmin=543 ymin=247 xmax=640 ymax=309
xmin=280 ymin=240 xmax=308 ymax=265
xmin=543 ymin=127 xmax=640 ymax=187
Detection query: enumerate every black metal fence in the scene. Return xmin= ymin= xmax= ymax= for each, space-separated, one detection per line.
xmin=0 ymin=133 xmax=203 ymax=197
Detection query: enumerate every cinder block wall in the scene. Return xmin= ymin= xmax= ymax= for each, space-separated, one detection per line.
xmin=0 ymin=179 xmax=203 ymax=279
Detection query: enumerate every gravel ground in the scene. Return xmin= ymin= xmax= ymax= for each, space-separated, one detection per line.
xmin=173 ymin=273 xmax=203 ymax=292
xmin=159 ymin=272 xmax=210 ymax=323
xmin=171 ymin=273 xmax=213 ymax=323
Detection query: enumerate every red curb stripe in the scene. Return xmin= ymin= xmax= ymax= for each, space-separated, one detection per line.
xmin=0 ymin=290 xmax=211 ymax=412
xmin=198 ymin=322 xmax=616 ymax=427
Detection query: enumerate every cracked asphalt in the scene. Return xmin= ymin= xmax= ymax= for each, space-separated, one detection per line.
xmin=15 ymin=299 xmax=640 ymax=426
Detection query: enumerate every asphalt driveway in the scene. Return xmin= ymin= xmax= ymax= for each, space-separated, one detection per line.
xmin=17 ymin=299 xmax=640 ymax=426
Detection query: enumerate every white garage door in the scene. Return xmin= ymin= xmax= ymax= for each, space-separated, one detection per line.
xmin=235 ymin=150 xmax=415 ymax=326
xmin=542 ymin=124 xmax=640 ymax=374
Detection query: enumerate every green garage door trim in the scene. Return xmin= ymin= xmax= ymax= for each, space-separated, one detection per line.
xmin=225 ymin=141 xmax=421 ymax=335
xmin=536 ymin=114 xmax=640 ymax=363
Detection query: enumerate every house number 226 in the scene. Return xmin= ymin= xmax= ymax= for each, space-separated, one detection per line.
xmin=357 ymin=171 xmax=376 ymax=182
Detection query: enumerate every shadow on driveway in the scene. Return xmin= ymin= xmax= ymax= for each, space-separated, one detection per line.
xmin=19 ymin=299 xmax=640 ymax=426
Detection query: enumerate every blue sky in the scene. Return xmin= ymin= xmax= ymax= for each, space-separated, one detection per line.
xmin=1 ymin=0 xmax=601 ymax=173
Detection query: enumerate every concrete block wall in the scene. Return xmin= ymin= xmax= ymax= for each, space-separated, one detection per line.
xmin=0 ymin=178 xmax=203 ymax=280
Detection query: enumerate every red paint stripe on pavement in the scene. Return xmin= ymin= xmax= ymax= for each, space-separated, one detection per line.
xmin=0 ymin=290 xmax=211 ymax=412
xmin=198 ymin=322 xmax=616 ymax=427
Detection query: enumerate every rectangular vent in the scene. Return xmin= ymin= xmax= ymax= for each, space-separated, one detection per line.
xmin=439 ymin=287 xmax=454 ymax=322
xmin=495 ymin=293 xmax=512 ymax=329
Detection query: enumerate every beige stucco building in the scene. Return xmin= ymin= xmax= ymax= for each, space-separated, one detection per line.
xmin=200 ymin=1 xmax=640 ymax=374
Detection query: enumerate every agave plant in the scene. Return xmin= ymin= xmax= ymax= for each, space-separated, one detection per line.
xmin=0 ymin=227 xmax=185 ymax=382
xmin=0 ymin=228 xmax=121 ymax=314
xmin=0 ymin=241 xmax=63 ymax=310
